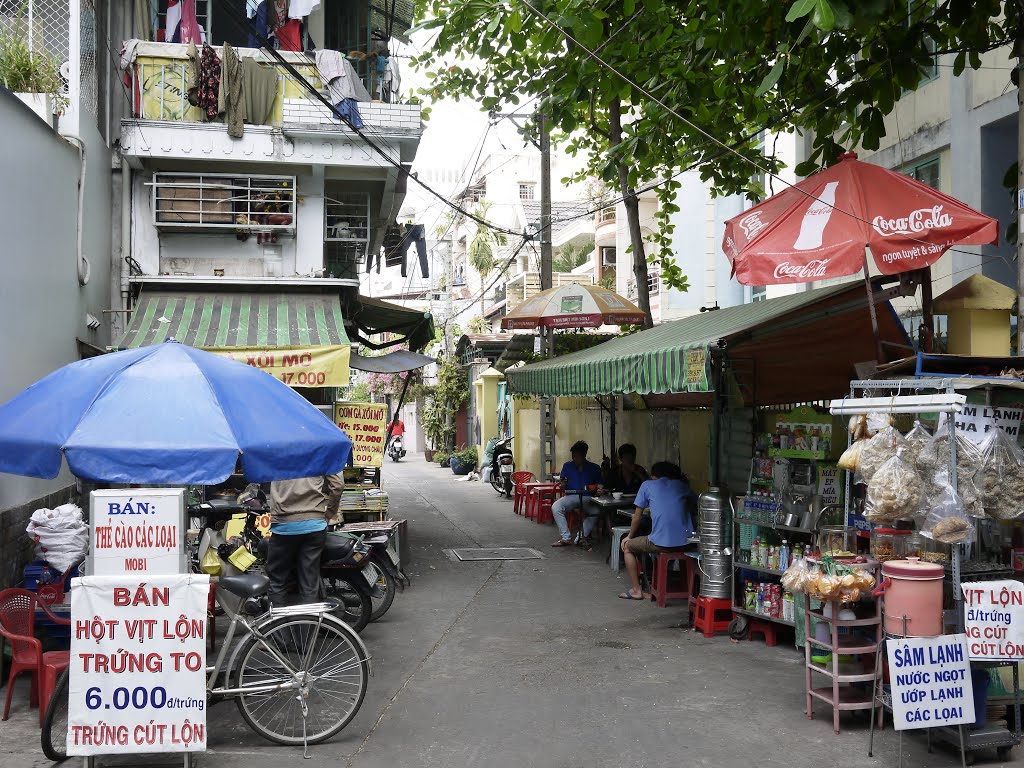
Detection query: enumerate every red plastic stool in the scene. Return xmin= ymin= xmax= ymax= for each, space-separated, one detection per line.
xmin=649 ymin=551 xmax=694 ymax=608
xmin=692 ymin=597 xmax=733 ymax=638
xmin=39 ymin=651 xmax=70 ymax=726
xmin=565 ymin=508 xmax=584 ymax=540
xmin=748 ymin=619 xmax=784 ymax=647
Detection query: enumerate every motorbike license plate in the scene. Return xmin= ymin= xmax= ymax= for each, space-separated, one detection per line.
xmin=500 ymin=464 xmax=513 ymax=473
xmin=386 ymin=548 xmax=399 ymax=566
xmin=362 ymin=564 xmax=378 ymax=586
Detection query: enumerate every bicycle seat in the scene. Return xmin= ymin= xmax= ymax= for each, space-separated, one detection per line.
xmin=218 ymin=573 xmax=269 ymax=599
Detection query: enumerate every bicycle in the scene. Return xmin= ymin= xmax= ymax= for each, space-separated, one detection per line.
xmin=42 ymin=572 xmax=371 ymax=762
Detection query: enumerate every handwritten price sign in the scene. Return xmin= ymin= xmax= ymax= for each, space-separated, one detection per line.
xmin=334 ymin=402 xmax=388 ymax=467
xmin=68 ymin=575 xmax=209 ymax=756
xmin=962 ymin=580 xmax=1024 ymax=660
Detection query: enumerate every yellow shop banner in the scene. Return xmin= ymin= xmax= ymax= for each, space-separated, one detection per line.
xmin=334 ymin=402 xmax=388 ymax=467
xmin=207 ymin=345 xmax=351 ymax=387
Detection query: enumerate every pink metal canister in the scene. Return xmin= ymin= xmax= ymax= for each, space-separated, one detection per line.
xmin=873 ymin=557 xmax=944 ymax=637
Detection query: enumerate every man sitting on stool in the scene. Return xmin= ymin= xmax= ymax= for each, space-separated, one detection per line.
xmin=551 ymin=440 xmax=604 ymax=548
xmin=618 ymin=461 xmax=697 ymax=600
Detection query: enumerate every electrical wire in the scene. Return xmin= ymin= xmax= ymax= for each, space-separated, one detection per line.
xmin=215 ymin=0 xmax=528 ymax=239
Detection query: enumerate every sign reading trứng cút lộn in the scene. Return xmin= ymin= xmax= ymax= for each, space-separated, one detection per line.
xmin=334 ymin=402 xmax=388 ymax=467
xmin=68 ymin=574 xmax=208 ymax=755
xmin=962 ymin=580 xmax=1024 ymax=661
xmin=887 ymin=634 xmax=975 ymax=730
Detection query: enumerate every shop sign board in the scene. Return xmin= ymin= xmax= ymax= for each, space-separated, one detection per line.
xmin=208 ymin=344 xmax=351 ymax=388
xmin=684 ymin=345 xmax=710 ymax=392
xmin=952 ymin=404 xmax=1024 ymax=444
xmin=334 ymin=401 xmax=388 ymax=467
xmin=88 ymin=489 xmax=186 ymax=576
xmin=961 ymin=580 xmax=1024 ymax=660
xmin=68 ymin=574 xmax=208 ymax=755
xmin=887 ymin=634 xmax=974 ymax=730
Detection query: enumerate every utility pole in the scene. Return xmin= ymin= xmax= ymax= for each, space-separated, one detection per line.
xmin=1017 ymin=33 xmax=1024 ymax=355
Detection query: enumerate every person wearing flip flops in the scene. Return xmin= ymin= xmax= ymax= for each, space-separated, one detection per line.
xmin=550 ymin=441 xmax=604 ymax=548
xmin=618 ymin=462 xmax=697 ymax=600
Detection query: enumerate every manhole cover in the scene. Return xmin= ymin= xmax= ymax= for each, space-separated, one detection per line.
xmin=451 ymin=547 xmax=543 ymax=561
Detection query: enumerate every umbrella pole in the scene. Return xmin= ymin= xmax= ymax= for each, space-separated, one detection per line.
xmin=862 ymin=261 xmax=885 ymax=363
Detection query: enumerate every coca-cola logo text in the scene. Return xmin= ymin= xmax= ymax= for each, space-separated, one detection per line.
xmin=773 ymin=259 xmax=831 ymax=280
xmin=872 ymin=205 xmax=953 ymax=237
xmin=739 ymin=211 xmax=768 ymax=239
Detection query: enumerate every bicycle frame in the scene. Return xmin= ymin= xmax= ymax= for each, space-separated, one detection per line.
xmin=206 ymin=592 xmax=371 ymax=698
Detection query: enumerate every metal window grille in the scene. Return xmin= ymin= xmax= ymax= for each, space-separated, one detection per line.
xmin=324 ymin=192 xmax=371 ymax=276
xmin=79 ymin=0 xmax=96 ymax=120
xmin=0 ymin=0 xmax=70 ymax=61
xmin=518 ymin=183 xmax=535 ymax=201
xmin=647 ymin=271 xmax=660 ymax=295
xmin=152 ymin=173 xmax=296 ymax=230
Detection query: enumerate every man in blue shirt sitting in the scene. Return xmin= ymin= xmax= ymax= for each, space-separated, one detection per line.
xmin=618 ymin=461 xmax=697 ymax=600
xmin=551 ymin=440 xmax=605 ymax=547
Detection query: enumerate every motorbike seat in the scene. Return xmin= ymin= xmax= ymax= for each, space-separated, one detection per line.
xmin=365 ymin=535 xmax=390 ymax=546
xmin=323 ymin=534 xmax=357 ymax=563
xmin=219 ymin=573 xmax=269 ymax=599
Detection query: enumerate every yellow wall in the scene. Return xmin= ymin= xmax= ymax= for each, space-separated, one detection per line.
xmin=474 ymin=371 xmax=502 ymax=468
xmin=946 ymin=309 xmax=1012 ymax=356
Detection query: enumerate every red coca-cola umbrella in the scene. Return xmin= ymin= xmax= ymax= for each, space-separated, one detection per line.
xmin=723 ymin=152 xmax=998 ymax=286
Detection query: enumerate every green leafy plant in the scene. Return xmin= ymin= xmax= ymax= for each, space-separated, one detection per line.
xmin=455 ymin=446 xmax=478 ymax=466
xmin=433 ymin=449 xmax=450 ymax=466
xmin=553 ymin=242 xmax=594 ymax=274
xmin=0 ymin=30 xmax=66 ymax=112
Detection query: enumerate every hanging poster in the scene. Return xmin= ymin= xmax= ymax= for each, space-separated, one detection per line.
xmin=952 ymin=404 xmax=1024 ymax=444
xmin=334 ymin=402 xmax=388 ymax=467
xmin=68 ymin=574 xmax=208 ymax=755
xmin=887 ymin=634 xmax=975 ymax=730
xmin=962 ymin=580 xmax=1024 ymax=660
xmin=684 ymin=345 xmax=710 ymax=392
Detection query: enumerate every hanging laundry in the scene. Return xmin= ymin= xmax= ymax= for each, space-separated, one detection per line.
xmin=243 ymin=58 xmax=279 ymax=125
xmin=165 ymin=0 xmax=181 ymax=41
xmin=173 ymin=0 xmax=203 ymax=44
xmin=315 ymin=49 xmax=371 ymax=102
xmin=248 ymin=0 xmax=269 ymax=46
xmin=268 ymin=0 xmax=288 ymax=37
xmin=287 ymin=0 xmax=320 ymax=18
xmin=276 ymin=19 xmax=302 ymax=51
xmin=398 ymin=225 xmax=428 ymax=278
xmin=334 ymin=97 xmax=364 ymax=128
xmin=194 ymin=43 xmax=221 ymax=122
xmin=218 ymin=43 xmax=245 ymax=137
xmin=134 ymin=0 xmax=152 ymax=41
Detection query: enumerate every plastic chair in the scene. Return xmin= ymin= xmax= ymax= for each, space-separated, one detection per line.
xmin=38 ymin=651 xmax=70 ymax=726
xmin=0 ymin=588 xmax=71 ymax=721
xmin=511 ymin=471 xmax=536 ymax=515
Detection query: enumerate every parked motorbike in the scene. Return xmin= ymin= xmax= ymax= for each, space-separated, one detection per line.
xmin=489 ymin=436 xmax=515 ymax=497
xmin=387 ymin=434 xmax=407 ymax=462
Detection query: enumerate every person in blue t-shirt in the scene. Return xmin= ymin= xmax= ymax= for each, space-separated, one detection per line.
xmin=618 ymin=461 xmax=697 ymax=600
xmin=551 ymin=440 xmax=605 ymax=547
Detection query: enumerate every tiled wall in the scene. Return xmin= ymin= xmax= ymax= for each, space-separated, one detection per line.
xmin=282 ymin=99 xmax=421 ymax=130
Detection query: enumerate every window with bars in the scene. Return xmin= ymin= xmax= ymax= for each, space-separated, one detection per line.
xmin=519 ymin=183 xmax=535 ymax=201
xmin=152 ymin=173 xmax=296 ymax=229
xmin=906 ymin=157 xmax=940 ymax=190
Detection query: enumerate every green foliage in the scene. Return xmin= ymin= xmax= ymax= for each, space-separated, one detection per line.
xmin=420 ymin=354 xmax=469 ymax=451
xmin=345 ymin=381 xmax=370 ymax=402
xmin=468 ymin=315 xmax=491 ymax=334
xmin=433 ymin=449 xmax=450 ymax=466
xmin=0 ymin=30 xmax=67 ymax=111
xmin=553 ymin=242 xmax=595 ymax=273
xmin=454 ymin=446 xmax=478 ymax=465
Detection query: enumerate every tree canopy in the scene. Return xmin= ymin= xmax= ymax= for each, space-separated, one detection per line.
xmin=415 ymin=0 xmax=1015 ymax=309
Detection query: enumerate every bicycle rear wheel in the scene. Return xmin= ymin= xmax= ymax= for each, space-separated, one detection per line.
xmin=41 ymin=667 xmax=69 ymax=762
xmin=235 ymin=614 xmax=369 ymax=745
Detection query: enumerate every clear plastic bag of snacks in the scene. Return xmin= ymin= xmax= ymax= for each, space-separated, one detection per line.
xmin=856 ymin=426 xmax=907 ymax=485
xmin=921 ymin=483 xmax=976 ymax=545
xmin=781 ymin=556 xmax=810 ymax=594
xmin=977 ymin=427 xmax=1024 ymax=521
xmin=865 ymin=451 xmax=922 ymax=521
xmin=917 ymin=421 xmax=983 ymax=488
xmin=901 ymin=420 xmax=932 ymax=469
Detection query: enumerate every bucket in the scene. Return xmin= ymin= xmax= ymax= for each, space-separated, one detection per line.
xmin=874 ymin=558 xmax=944 ymax=637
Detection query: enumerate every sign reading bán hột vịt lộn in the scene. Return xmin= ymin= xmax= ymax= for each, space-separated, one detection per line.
xmin=68 ymin=574 xmax=208 ymax=755
xmin=334 ymin=402 xmax=388 ymax=467
xmin=962 ymin=580 xmax=1024 ymax=660
xmin=887 ymin=634 xmax=975 ymax=730
xmin=88 ymin=489 xmax=187 ymax=577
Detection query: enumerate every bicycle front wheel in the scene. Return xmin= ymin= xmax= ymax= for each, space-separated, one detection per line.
xmin=235 ymin=615 xmax=369 ymax=745
xmin=41 ymin=667 xmax=69 ymax=762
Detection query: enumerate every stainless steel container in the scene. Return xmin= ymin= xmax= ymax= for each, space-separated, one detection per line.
xmin=699 ymin=551 xmax=733 ymax=598
xmin=699 ymin=487 xmax=726 ymax=522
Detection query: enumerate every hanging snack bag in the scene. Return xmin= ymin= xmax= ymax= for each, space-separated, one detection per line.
xmin=917 ymin=420 xmax=983 ymax=490
xmin=921 ymin=483 xmax=976 ymax=545
xmin=781 ymin=556 xmax=810 ymax=594
xmin=865 ymin=451 xmax=922 ymax=522
xmin=901 ymin=420 xmax=933 ymax=469
xmin=856 ymin=425 xmax=907 ymax=485
xmin=977 ymin=427 xmax=1024 ymax=521
xmin=837 ymin=440 xmax=864 ymax=472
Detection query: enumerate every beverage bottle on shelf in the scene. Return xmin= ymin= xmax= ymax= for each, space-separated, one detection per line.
xmin=751 ymin=538 xmax=761 ymax=567
xmin=780 ymin=539 xmax=790 ymax=570
xmin=756 ymin=583 xmax=765 ymax=615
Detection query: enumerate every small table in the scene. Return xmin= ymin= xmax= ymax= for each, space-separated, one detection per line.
xmin=522 ymin=482 xmax=561 ymax=519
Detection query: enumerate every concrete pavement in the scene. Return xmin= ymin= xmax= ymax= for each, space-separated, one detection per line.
xmin=1 ymin=459 xmax=1011 ymax=766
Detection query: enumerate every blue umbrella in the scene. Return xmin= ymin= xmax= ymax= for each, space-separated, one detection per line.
xmin=0 ymin=340 xmax=352 ymax=484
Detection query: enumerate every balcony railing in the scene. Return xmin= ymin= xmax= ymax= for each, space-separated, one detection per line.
xmin=596 ymin=207 xmax=616 ymax=225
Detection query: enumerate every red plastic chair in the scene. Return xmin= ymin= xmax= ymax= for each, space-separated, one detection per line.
xmin=0 ymin=588 xmax=71 ymax=721
xmin=511 ymin=471 xmax=536 ymax=515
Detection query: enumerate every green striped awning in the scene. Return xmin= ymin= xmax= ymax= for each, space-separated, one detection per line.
xmin=117 ymin=291 xmax=349 ymax=349
xmin=505 ymin=281 xmax=912 ymax=403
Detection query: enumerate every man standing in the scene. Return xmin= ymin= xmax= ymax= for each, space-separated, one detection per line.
xmin=551 ymin=440 xmax=604 ymax=548
xmin=618 ymin=462 xmax=696 ymax=600
xmin=267 ymin=473 xmax=344 ymax=606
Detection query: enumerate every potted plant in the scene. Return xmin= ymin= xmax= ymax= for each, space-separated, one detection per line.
xmin=0 ymin=31 xmax=67 ymax=123
xmin=450 ymin=446 xmax=477 ymax=476
xmin=433 ymin=450 xmax=450 ymax=467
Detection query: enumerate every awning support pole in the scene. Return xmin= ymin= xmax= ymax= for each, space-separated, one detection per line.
xmin=385 ymin=372 xmax=414 ymax=445
xmin=711 ymin=350 xmax=724 ymax=487
xmin=862 ymin=261 xmax=884 ymax=363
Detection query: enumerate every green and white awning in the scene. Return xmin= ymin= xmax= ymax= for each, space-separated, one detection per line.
xmin=506 ymin=282 xmax=913 ymax=404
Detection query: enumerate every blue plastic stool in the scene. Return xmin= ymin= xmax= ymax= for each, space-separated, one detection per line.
xmin=610 ymin=526 xmax=631 ymax=571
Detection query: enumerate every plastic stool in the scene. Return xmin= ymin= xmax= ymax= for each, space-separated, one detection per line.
xmin=39 ymin=651 xmax=70 ymax=726
xmin=650 ymin=551 xmax=694 ymax=608
xmin=609 ymin=526 xmax=631 ymax=571
xmin=748 ymin=619 xmax=785 ymax=647
xmin=692 ymin=597 xmax=733 ymax=638
xmin=565 ymin=508 xmax=584 ymax=540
